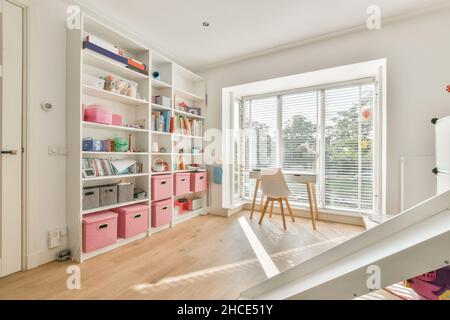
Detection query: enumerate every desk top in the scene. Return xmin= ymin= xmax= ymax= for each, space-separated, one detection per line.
xmin=250 ymin=170 xmax=317 ymax=183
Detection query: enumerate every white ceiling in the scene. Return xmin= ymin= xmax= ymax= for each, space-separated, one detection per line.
xmin=75 ymin=0 xmax=446 ymax=70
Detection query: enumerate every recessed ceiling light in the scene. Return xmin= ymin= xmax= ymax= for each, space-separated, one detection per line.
xmin=202 ymin=22 xmax=210 ymax=27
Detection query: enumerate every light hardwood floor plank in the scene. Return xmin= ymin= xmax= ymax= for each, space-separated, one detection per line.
xmin=0 ymin=212 xmax=364 ymax=300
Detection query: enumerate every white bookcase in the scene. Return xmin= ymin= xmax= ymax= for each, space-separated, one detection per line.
xmin=67 ymin=13 xmax=207 ymax=262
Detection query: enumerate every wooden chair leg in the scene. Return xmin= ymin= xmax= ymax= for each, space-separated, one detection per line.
xmin=250 ymin=179 xmax=260 ymax=219
xmin=260 ymin=193 xmax=265 ymax=214
xmin=284 ymin=198 xmax=295 ymax=223
xmin=269 ymin=200 xmax=274 ymax=218
xmin=307 ymin=183 xmax=317 ymax=231
xmin=279 ymin=198 xmax=287 ymax=231
xmin=258 ymin=198 xmax=271 ymax=225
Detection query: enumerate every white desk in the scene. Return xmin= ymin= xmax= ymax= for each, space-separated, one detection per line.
xmin=249 ymin=170 xmax=318 ymax=229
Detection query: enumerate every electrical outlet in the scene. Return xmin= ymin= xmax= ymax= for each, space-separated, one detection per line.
xmin=48 ymin=230 xmax=61 ymax=249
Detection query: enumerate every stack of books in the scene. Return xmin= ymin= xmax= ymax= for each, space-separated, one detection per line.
xmin=151 ymin=111 xmax=171 ymax=133
xmin=83 ymin=34 xmax=148 ymax=76
xmin=83 ymin=158 xmax=115 ymax=177
xmin=175 ymin=115 xmax=203 ymax=137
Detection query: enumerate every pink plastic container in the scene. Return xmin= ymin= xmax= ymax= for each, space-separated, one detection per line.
xmin=191 ymin=172 xmax=207 ymax=193
xmin=84 ymin=105 xmax=113 ymax=125
xmin=82 ymin=211 xmax=118 ymax=253
xmin=407 ymin=277 xmax=444 ymax=300
xmin=151 ymin=199 xmax=173 ymax=228
xmin=112 ymin=114 xmax=123 ymax=126
xmin=113 ymin=204 xmax=149 ymax=239
xmin=151 ymin=175 xmax=172 ymax=201
xmin=174 ymin=173 xmax=191 ymax=196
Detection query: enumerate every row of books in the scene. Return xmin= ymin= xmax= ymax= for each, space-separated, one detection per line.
xmin=83 ymin=158 xmax=115 ymax=177
xmin=151 ymin=111 xmax=172 ymax=133
xmin=83 ymin=35 xmax=148 ymax=75
xmin=175 ymin=115 xmax=203 ymax=137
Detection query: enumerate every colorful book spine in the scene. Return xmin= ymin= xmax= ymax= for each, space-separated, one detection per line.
xmin=128 ymin=58 xmax=147 ymax=71
xmin=83 ymin=41 xmax=128 ymax=65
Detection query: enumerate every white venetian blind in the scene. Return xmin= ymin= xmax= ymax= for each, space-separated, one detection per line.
xmin=282 ymin=91 xmax=319 ymax=205
xmin=324 ymin=84 xmax=375 ymax=212
xmin=240 ymin=80 xmax=377 ymax=213
xmin=242 ymin=97 xmax=279 ymax=199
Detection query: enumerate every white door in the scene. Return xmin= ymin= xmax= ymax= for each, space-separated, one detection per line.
xmin=0 ymin=0 xmax=24 ymax=277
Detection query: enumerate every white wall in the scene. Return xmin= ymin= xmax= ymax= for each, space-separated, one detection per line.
xmin=26 ymin=0 xmax=69 ymax=267
xmin=20 ymin=2 xmax=450 ymax=268
xmin=200 ymin=8 xmax=450 ymax=216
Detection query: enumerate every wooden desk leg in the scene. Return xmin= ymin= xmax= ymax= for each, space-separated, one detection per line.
xmin=250 ymin=179 xmax=260 ymax=220
xmin=311 ymin=183 xmax=319 ymax=219
xmin=307 ymin=183 xmax=317 ymax=231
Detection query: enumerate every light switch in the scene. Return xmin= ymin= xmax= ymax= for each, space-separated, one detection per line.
xmin=48 ymin=146 xmax=67 ymax=156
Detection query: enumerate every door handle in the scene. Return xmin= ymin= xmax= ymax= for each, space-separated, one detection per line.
xmin=1 ymin=150 xmax=17 ymax=155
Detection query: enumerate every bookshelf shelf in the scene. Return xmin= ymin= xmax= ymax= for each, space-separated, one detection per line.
xmin=82 ymin=198 xmax=149 ymax=215
xmin=83 ymin=85 xmax=149 ymax=106
xmin=152 ymin=103 xmax=172 ymax=112
xmin=174 ymin=109 xmax=205 ymax=120
xmin=173 ymin=133 xmax=204 ymax=140
xmin=174 ymin=87 xmax=205 ymax=102
xmin=152 ymin=78 xmax=172 ymax=89
xmin=151 ymin=131 xmax=171 ymax=136
xmin=83 ymin=121 xmax=149 ymax=133
xmin=67 ymin=12 xmax=207 ymax=263
xmin=151 ymin=171 xmax=173 ymax=176
xmin=82 ymin=152 xmax=149 ymax=156
xmin=83 ymin=50 xmax=149 ymax=81
xmin=82 ymin=173 xmax=149 ymax=182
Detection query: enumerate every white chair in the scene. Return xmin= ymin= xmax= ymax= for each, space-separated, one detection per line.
xmin=258 ymin=169 xmax=295 ymax=230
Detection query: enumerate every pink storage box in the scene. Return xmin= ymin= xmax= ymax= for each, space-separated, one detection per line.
xmin=113 ymin=204 xmax=149 ymax=239
xmin=174 ymin=173 xmax=191 ymax=196
xmin=151 ymin=199 xmax=173 ymax=228
xmin=191 ymin=172 xmax=207 ymax=193
xmin=82 ymin=211 xmax=118 ymax=253
xmin=152 ymin=175 xmax=172 ymax=201
xmin=112 ymin=114 xmax=123 ymax=126
xmin=84 ymin=105 xmax=112 ymax=125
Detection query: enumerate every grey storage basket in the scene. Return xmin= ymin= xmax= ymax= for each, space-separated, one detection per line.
xmin=83 ymin=187 xmax=100 ymax=210
xmin=99 ymin=185 xmax=118 ymax=207
xmin=118 ymin=183 xmax=134 ymax=203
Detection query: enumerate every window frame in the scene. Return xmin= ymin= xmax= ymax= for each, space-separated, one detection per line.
xmin=239 ymin=77 xmax=380 ymax=214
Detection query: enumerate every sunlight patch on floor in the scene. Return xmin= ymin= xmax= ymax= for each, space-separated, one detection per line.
xmin=132 ymin=235 xmax=351 ymax=295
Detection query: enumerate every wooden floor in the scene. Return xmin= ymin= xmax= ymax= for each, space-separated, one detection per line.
xmin=0 ymin=211 xmax=365 ymax=300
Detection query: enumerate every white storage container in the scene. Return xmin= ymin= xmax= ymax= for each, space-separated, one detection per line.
xmin=83 ymin=74 xmax=105 ymax=89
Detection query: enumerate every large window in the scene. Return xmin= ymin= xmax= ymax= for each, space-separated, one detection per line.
xmin=240 ymin=81 xmax=377 ymax=214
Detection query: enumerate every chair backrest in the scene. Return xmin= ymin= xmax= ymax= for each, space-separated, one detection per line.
xmin=260 ymin=168 xmax=291 ymax=198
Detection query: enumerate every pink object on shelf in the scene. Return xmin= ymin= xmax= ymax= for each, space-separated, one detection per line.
xmin=112 ymin=114 xmax=123 ymax=126
xmin=174 ymin=173 xmax=191 ymax=196
xmin=151 ymin=175 xmax=172 ymax=201
xmin=191 ymin=172 xmax=207 ymax=193
xmin=84 ymin=105 xmax=113 ymax=125
xmin=151 ymin=199 xmax=173 ymax=228
xmin=112 ymin=204 xmax=149 ymax=239
xmin=82 ymin=211 xmax=118 ymax=253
